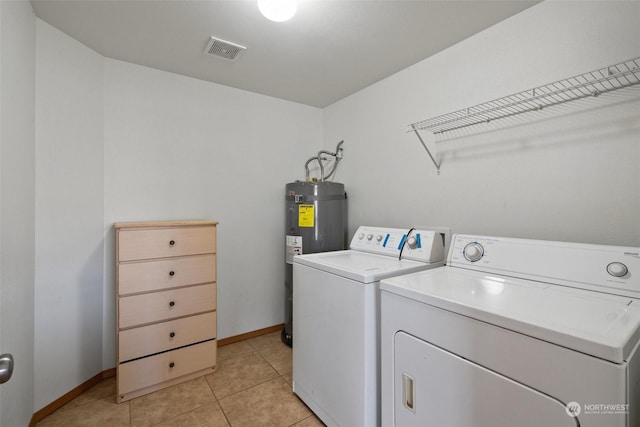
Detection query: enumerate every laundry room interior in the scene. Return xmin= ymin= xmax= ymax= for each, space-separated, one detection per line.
xmin=1 ymin=0 xmax=639 ymax=426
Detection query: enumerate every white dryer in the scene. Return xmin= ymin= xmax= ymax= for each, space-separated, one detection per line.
xmin=381 ymin=234 xmax=640 ymax=427
xmin=293 ymin=226 xmax=449 ymax=427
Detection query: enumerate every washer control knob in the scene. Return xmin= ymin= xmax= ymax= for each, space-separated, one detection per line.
xmin=376 ymin=235 xmax=384 ymax=242
xmin=607 ymin=262 xmax=628 ymax=278
xmin=463 ymin=243 xmax=484 ymax=262
xmin=358 ymin=233 xmax=365 ymax=240
xmin=367 ymin=234 xmax=373 ymax=241
xmin=406 ymin=236 xmax=418 ymax=249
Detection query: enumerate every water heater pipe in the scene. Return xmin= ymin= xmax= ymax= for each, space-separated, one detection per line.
xmin=304 ymin=156 xmax=325 ymax=181
xmin=304 ymin=140 xmax=344 ymax=182
xmin=317 ymin=140 xmax=344 ymax=182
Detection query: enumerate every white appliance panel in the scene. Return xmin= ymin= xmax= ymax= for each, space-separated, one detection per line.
xmin=380 ymin=267 xmax=640 ymax=363
xmin=293 ymin=262 xmax=378 ymax=427
xmin=449 ymin=235 xmax=640 ymax=298
xmin=293 ymin=250 xmax=438 ymax=283
xmin=350 ymin=226 xmax=445 ymax=263
xmin=380 ymin=290 xmax=628 ymax=427
xmin=393 ymin=331 xmax=577 ymax=427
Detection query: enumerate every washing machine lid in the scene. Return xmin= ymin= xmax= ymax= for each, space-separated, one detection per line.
xmin=293 ymin=250 xmax=443 ymax=283
xmin=381 ymin=267 xmax=640 ymax=364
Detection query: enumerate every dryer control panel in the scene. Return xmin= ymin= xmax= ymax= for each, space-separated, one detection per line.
xmin=449 ymin=234 xmax=640 ymax=299
xmin=350 ymin=226 xmax=445 ymax=263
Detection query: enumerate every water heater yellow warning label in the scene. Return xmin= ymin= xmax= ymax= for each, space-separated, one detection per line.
xmin=298 ymin=204 xmax=315 ymax=227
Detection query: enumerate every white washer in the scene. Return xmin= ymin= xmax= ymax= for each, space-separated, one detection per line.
xmin=381 ymin=234 xmax=640 ymax=427
xmin=293 ymin=226 xmax=449 ymax=427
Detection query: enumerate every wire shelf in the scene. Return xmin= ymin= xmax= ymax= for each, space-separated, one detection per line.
xmin=410 ymin=57 xmax=640 ymax=135
xmin=409 ymin=56 xmax=640 ymax=172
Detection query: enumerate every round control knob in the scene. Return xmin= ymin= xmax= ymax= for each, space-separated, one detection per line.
xmin=367 ymin=234 xmax=373 ymax=241
xmin=463 ymin=242 xmax=484 ymax=262
xmin=406 ymin=236 xmax=418 ymax=249
xmin=376 ymin=235 xmax=383 ymax=242
xmin=358 ymin=233 xmax=365 ymax=240
xmin=607 ymin=262 xmax=628 ymax=278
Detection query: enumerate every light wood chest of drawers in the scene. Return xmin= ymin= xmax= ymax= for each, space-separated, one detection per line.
xmin=115 ymin=220 xmax=218 ymax=402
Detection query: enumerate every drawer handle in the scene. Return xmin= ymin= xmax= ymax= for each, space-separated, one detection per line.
xmin=169 ymin=332 xmax=176 ymax=338
xmin=169 ymin=240 xmax=175 ymax=246
xmin=169 ymin=362 xmax=175 ymax=368
xmin=169 ymin=301 xmax=175 ymax=307
xmin=169 ymin=271 xmax=175 ymax=276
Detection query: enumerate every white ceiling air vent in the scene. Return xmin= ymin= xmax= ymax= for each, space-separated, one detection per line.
xmin=204 ymin=37 xmax=246 ymax=61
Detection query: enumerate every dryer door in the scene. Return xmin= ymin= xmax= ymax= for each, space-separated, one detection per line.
xmin=394 ymin=332 xmax=579 ymax=427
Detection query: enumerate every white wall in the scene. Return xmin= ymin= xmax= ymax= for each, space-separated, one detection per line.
xmin=324 ymin=0 xmax=640 ymax=247
xmin=34 ymin=19 xmax=105 ymax=410
xmin=0 ymin=0 xmax=35 ymax=425
xmin=103 ymin=59 xmax=323 ymax=367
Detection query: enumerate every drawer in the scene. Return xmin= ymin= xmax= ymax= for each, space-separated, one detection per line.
xmin=118 ymin=226 xmax=216 ymax=261
xmin=119 ymin=283 xmax=216 ymax=329
xmin=118 ymin=339 xmax=217 ymax=396
xmin=119 ymin=312 xmax=216 ymax=362
xmin=118 ymin=254 xmax=216 ymax=295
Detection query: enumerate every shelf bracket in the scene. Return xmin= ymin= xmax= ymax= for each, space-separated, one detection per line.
xmin=412 ymin=127 xmax=441 ymax=174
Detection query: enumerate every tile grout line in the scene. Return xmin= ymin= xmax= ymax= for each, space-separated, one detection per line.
xmin=37 ymin=333 xmax=300 ymax=426
xmin=216 ymin=335 xmax=303 ymax=426
xmin=202 ymin=377 xmax=233 ymax=427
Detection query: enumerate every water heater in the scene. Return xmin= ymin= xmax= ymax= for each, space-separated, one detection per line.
xmin=282 ymin=143 xmax=347 ymax=346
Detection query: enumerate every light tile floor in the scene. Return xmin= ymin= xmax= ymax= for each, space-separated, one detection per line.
xmin=37 ymin=331 xmax=324 ymax=426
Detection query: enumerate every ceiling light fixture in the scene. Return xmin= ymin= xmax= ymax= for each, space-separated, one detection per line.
xmin=258 ymin=0 xmax=297 ymax=22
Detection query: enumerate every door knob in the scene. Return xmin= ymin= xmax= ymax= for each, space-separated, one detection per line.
xmin=0 ymin=353 xmax=14 ymax=384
